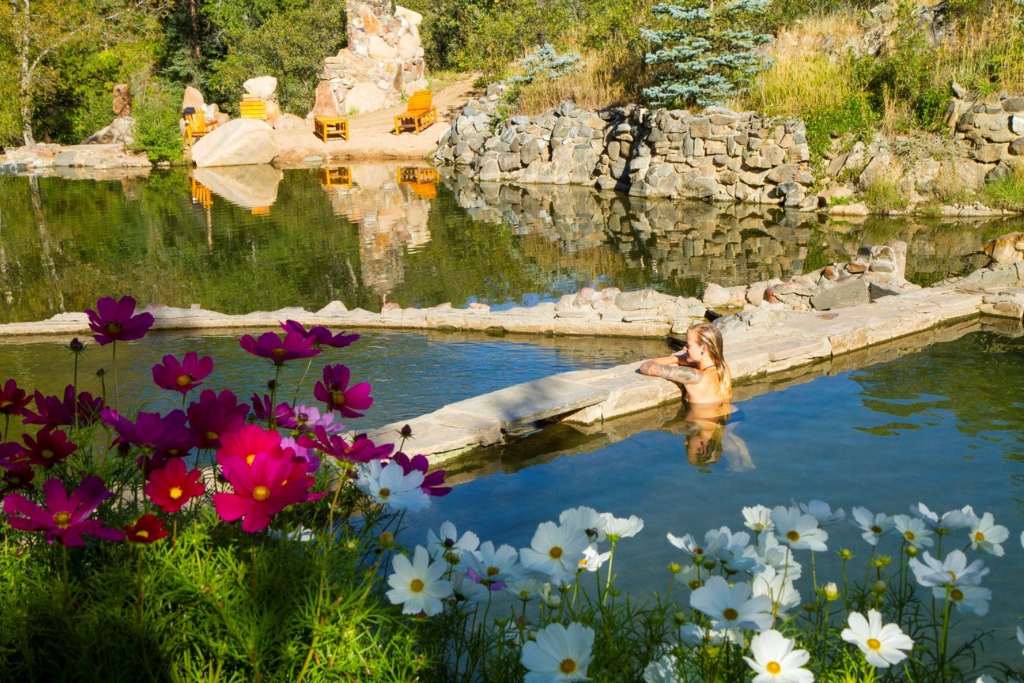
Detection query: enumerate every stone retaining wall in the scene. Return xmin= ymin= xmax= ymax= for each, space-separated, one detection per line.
xmin=434 ymin=98 xmax=816 ymax=208
xmin=948 ymin=90 xmax=1024 ymax=180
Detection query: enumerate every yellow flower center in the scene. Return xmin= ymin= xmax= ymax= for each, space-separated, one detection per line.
xmin=40 ymin=449 xmax=54 ymax=460
xmin=331 ymin=390 xmax=347 ymax=406
xmin=106 ymin=322 xmax=122 ymax=335
xmin=379 ymin=487 xmax=391 ymax=499
xmin=559 ymin=658 xmax=577 ymax=674
xmin=272 ymin=347 xmax=285 ymax=359
xmin=786 ymin=530 xmax=800 ymax=542
xmin=252 ymin=485 xmax=270 ymax=501
xmin=950 ymin=588 xmax=964 ymax=601
xmin=904 ymin=531 xmax=915 ymax=541
xmin=871 ymin=525 xmax=882 ymax=533
xmin=0 ymin=400 xmax=11 ymax=409
xmin=694 ymin=547 xmax=704 ymax=555
xmin=722 ymin=607 xmax=739 ymax=620
xmin=867 ymin=638 xmax=881 ymax=651
xmin=548 ymin=546 xmax=563 ymax=560
xmin=52 ymin=511 xmax=71 ymax=529
xmin=205 ymin=431 xmax=218 ymax=442
xmin=245 ymin=453 xmax=256 ymax=466
xmin=136 ymin=529 xmax=150 ymax=539
xmin=168 ymin=486 xmax=183 ymax=500
xmin=766 ymin=661 xmax=781 ymax=675
xmin=974 ymin=531 xmax=985 ymax=542
xmin=486 ymin=566 xmax=500 ymax=577
xmin=410 ymin=578 xmax=424 ymax=593
xmin=175 ymin=374 xmax=192 ymax=387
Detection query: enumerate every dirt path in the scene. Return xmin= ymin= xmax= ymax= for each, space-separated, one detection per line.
xmin=272 ymin=76 xmax=480 ymax=165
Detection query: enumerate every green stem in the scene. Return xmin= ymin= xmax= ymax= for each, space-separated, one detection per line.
xmin=938 ymin=591 xmax=953 ymax=680
xmin=292 ymin=357 xmax=315 ymax=408
xmin=268 ymin=365 xmax=282 ymax=427
xmin=61 ymin=545 xmax=70 ymax=606
xmin=602 ymin=541 xmax=617 ymax=606
xmin=72 ymin=352 xmax=79 ymax=431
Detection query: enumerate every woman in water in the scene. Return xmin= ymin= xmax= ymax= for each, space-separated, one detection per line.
xmin=638 ymin=322 xmax=733 ymax=404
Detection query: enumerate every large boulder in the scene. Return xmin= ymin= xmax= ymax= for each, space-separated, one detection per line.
xmin=243 ymin=76 xmax=278 ymax=99
xmin=191 ymin=119 xmax=277 ymax=167
xmin=191 ymin=166 xmax=282 ymax=208
xmin=181 ymin=86 xmax=205 ymax=112
xmin=810 ymin=278 xmax=870 ymax=311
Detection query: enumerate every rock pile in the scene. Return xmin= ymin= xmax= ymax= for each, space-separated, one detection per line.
xmin=948 ymin=90 xmax=1024 ymax=182
xmin=435 ymin=98 xmax=817 ymax=208
xmin=312 ymin=1 xmax=427 ymax=118
xmin=2 ymin=143 xmax=150 ymax=171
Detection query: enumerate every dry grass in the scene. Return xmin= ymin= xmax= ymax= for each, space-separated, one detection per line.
xmin=931 ymin=1 xmax=1024 ymax=95
xmin=513 ymin=48 xmax=644 ymax=115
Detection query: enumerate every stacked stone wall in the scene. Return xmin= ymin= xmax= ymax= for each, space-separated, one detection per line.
xmin=435 ymin=99 xmax=817 ymax=209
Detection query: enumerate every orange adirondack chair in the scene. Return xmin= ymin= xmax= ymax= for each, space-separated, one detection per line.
xmin=394 ymin=91 xmax=437 ymax=135
xmin=184 ymin=110 xmax=209 ymax=146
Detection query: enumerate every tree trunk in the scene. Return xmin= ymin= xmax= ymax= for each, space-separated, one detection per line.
xmin=189 ymin=0 xmax=201 ymax=63
xmin=15 ymin=0 xmax=35 ymax=146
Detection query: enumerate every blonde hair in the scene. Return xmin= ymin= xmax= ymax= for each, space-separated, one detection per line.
xmin=690 ymin=323 xmax=733 ymax=401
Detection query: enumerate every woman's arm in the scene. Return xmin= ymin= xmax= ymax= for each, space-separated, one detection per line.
xmin=638 ymin=358 xmax=702 ymax=384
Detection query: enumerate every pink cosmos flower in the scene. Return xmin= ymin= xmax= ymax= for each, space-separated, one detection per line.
xmin=280 ymin=320 xmax=360 ymax=349
xmin=102 ymin=408 xmax=195 ymax=456
xmin=239 ymin=331 xmax=319 ymax=366
xmin=213 ymin=447 xmax=320 ymax=533
xmin=152 ymin=352 xmax=214 ymax=394
xmin=1 ymin=461 xmax=34 ymax=492
xmin=298 ymin=427 xmax=393 ymax=464
xmin=123 ymin=514 xmax=168 ymax=544
xmin=217 ymin=424 xmax=287 ymax=468
xmin=85 ymin=296 xmax=155 ymax=345
xmin=289 ymin=405 xmax=342 ymax=434
xmin=313 ymin=365 xmax=373 ymax=417
xmin=21 ymin=428 xmax=77 ymax=469
xmin=144 ymin=458 xmax=206 ymax=514
xmin=187 ymin=390 xmax=249 ymax=449
xmin=0 ymin=441 xmax=23 ymax=467
xmin=250 ymin=394 xmax=295 ymax=426
xmin=2 ymin=475 xmax=123 ymax=546
xmin=393 ymin=451 xmax=451 ymax=497
xmin=281 ymin=436 xmax=321 ymax=473
xmin=22 ymin=385 xmax=104 ymax=427
xmin=0 ymin=379 xmax=31 ymax=416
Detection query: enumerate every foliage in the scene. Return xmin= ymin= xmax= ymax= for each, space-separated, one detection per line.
xmin=980 ymin=167 xmax=1024 ymax=211
xmin=803 ymin=93 xmax=878 ymax=165
xmin=506 ymin=44 xmax=580 ymax=86
xmin=863 ymin=178 xmax=909 ymax=214
xmin=642 ymin=0 xmax=773 ymax=108
xmin=130 ymin=79 xmax=184 ymax=162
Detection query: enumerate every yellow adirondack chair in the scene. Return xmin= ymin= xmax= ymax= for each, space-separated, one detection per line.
xmin=315 ymin=115 xmax=349 ymax=142
xmin=393 ymin=91 xmax=437 ymax=135
xmin=184 ymin=110 xmax=209 ymax=146
xmin=239 ymin=96 xmax=267 ymax=120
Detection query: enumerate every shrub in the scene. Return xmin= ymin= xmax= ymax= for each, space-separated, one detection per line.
xmin=642 ymin=0 xmax=773 ymax=108
xmin=980 ymin=167 xmax=1024 ymax=211
xmin=130 ymin=79 xmax=184 ymax=163
xmin=803 ymin=92 xmax=878 ymax=165
xmin=863 ymin=178 xmax=909 ymax=214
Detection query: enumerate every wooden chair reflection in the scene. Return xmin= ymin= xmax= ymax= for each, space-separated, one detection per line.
xmin=396 ymin=167 xmax=439 ymax=199
xmin=190 ymin=177 xmax=212 ymax=208
xmin=251 ymin=206 xmax=271 ymax=216
xmin=322 ymin=166 xmax=352 ymax=189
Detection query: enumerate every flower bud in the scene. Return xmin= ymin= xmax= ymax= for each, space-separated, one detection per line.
xmin=400 ymin=424 xmax=413 ymax=438
xmin=68 ymin=337 xmax=85 ymax=352
xmin=668 ymin=562 xmax=682 ymax=575
xmin=444 ymin=550 xmax=460 ymax=565
xmin=823 ymin=582 xmax=840 ymax=602
xmin=872 ymin=555 xmax=892 ymax=569
xmin=378 ymin=531 xmax=394 ymax=548
xmin=872 ymin=580 xmax=887 ymax=595
xmin=905 ymin=544 xmax=919 ymax=557
xmin=96 ymin=368 xmax=106 ymax=378
xmin=673 ymin=611 xmax=687 ymax=626
xmin=838 ymin=548 xmax=853 ymax=561
xmin=267 ymin=379 xmax=277 ymax=391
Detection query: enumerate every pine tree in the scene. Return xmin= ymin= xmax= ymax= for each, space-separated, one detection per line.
xmin=642 ymin=0 xmax=773 ymax=109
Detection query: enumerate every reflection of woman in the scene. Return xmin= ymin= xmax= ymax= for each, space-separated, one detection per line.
xmin=683 ymin=404 xmax=754 ymax=470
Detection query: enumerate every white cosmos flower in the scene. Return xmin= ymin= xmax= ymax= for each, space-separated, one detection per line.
xmin=385 ymin=545 xmax=452 ymax=616
xmin=909 ymin=550 xmax=988 ymax=589
xmin=559 ymin=505 xmax=607 ymax=542
xmin=538 ymin=582 xmax=562 ymax=607
xmin=969 ymin=512 xmax=1010 ymax=556
xmin=667 ymin=529 xmax=727 ymax=563
xmin=521 ymin=622 xmax=594 ymax=683
xmin=600 ymin=512 xmax=644 ymax=540
xmin=426 ymin=521 xmax=480 ymax=563
xmin=841 ymin=609 xmax=914 ymax=668
xmin=642 ymin=654 xmax=681 ymax=683
xmin=1019 ymin=624 xmax=1024 ymax=652
xmin=356 ymin=460 xmax=429 ymax=512
xmin=772 ymin=506 xmax=829 ymax=552
xmin=852 ymin=507 xmax=893 ymax=547
xmin=796 ymin=499 xmax=846 ymax=526
xmin=752 ymin=565 xmax=801 ymax=616
xmin=521 ymin=521 xmax=590 ymax=583
xmin=679 ymin=622 xmax=736 ymax=646
xmin=508 ymin=576 xmax=541 ymax=601
xmin=743 ymin=505 xmax=774 ymax=533
xmin=892 ymin=514 xmax=934 ymax=549
xmin=706 ymin=526 xmax=757 ymax=572
xmin=912 ymin=502 xmax=977 ymax=530
xmin=466 ymin=541 xmax=519 ymax=588
xmin=578 ymin=544 xmax=611 ymax=572
xmin=943 ymin=584 xmax=991 ymax=616
xmin=673 ymin=563 xmax=702 ymax=589
xmin=691 ymin=576 xmax=772 ymax=631
xmin=744 ymin=629 xmax=814 ymax=683
xmin=745 ymin=532 xmax=803 ymax=581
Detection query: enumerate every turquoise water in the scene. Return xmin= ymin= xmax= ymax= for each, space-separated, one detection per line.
xmin=405 ymin=331 xmax=1024 ymax=664
xmin=0 ymin=166 xmax=1011 ymax=324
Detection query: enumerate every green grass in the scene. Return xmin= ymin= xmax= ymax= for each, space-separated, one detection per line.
xmin=980 ymin=169 xmax=1024 ymax=211
xmin=862 ymin=179 xmax=909 ymax=214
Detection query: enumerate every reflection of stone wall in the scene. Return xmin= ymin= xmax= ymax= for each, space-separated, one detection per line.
xmin=443 ymin=174 xmax=817 ymax=289
xmin=323 ymin=164 xmax=433 ymax=299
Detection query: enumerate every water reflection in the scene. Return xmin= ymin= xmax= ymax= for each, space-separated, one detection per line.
xmin=0 ymin=165 xmax=1017 ymax=323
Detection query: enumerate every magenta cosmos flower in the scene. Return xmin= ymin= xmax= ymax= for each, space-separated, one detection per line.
xmin=144 ymin=458 xmax=206 ymax=514
xmin=85 ymin=296 xmax=155 ymax=345
xmin=3 ymin=476 xmax=123 ymax=546
xmin=249 ymin=394 xmax=295 ymax=426
xmin=0 ymin=379 xmax=31 ymax=416
xmin=313 ymin=365 xmax=373 ymax=417
xmin=288 ymin=405 xmax=342 ymax=434
xmin=187 ymin=390 xmax=249 ymax=449
xmin=22 ymin=385 xmax=104 ymax=427
xmin=239 ymin=331 xmax=319 ymax=366
xmin=102 ymin=408 xmax=195 ymax=456
xmin=393 ymin=452 xmax=451 ymax=497
xmin=300 ymin=428 xmax=392 ymax=464
xmin=280 ymin=320 xmax=360 ymax=349
xmin=152 ymin=352 xmax=214 ymax=394
xmin=213 ymin=429 xmax=321 ymax=533
xmin=21 ymin=428 xmax=77 ymax=469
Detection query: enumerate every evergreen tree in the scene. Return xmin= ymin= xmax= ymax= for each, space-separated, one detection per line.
xmin=642 ymin=0 xmax=773 ymax=109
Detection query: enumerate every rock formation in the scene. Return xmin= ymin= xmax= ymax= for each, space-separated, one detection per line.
xmin=190 ymin=119 xmax=277 ymax=167
xmin=311 ymin=1 xmax=427 ymax=118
